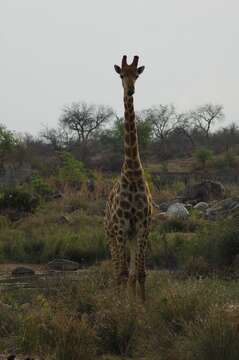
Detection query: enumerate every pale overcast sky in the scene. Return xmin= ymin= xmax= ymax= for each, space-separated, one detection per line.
xmin=0 ymin=0 xmax=238 ymax=135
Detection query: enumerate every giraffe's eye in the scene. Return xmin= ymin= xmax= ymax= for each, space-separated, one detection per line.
xmin=120 ymin=75 xmax=123 ymax=79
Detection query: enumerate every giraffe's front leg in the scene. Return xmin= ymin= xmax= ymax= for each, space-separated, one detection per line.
xmin=128 ymin=273 xmax=137 ymax=298
xmin=136 ymin=238 xmax=147 ymax=302
xmin=117 ymin=237 xmax=129 ymax=289
xmin=109 ymin=240 xmax=119 ymax=286
xmin=128 ymin=241 xmax=137 ymax=298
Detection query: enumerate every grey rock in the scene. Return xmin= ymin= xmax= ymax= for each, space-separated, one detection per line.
xmin=205 ymin=197 xmax=239 ymax=220
xmin=7 ymin=356 xmax=16 ymax=360
xmin=11 ymin=267 xmax=35 ymax=277
xmin=185 ymin=203 xmax=193 ymax=210
xmin=152 ymin=201 xmax=160 ymax=209
xmin=48 ymin=259 xmax=79 ymax=271
xmin=194 ymin=202 xmax=209 ymax=211
xmin=219 ymin=197 xmax=239 ymax=211
xmin=158 ymin=200 xmax=179 ymax=212
xmin=167 ymin=203 xmax=189 ymax=220
xmin=159 ymin=202 xmax=170 ymax=212
xmin=205 ymin=208 xmax=217 ymax=221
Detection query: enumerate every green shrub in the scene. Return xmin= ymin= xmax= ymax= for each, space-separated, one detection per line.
xmin=0 ymin=124 xmax=18 ymax=164
xmin=184 ymin=256 xmax=210 ymax=277
xmin=149 ymin=231 xmax=199 ymax=270
xmin=213 ymin=151 xmax=238 ymax=170
xmin=57 ymin=152 xmax=87 ymax=189
xmin=159 ymin=217 xmax=200 ymax=233
xmin=194 ymin=148 xmax=213 ymax=169
xmin=149 ymin=232 xmax=179 ymax=269
xmin=0 ymin=229 xmax=28 ymax=261
xmin=195 ymin=218 xmax=239 ymax=269
xmin=31 ymin=174 xmax=55 ymax=200
xmin=62 ymin=231 xmax=107 ymax=265
xmin=150 ymin=215 xmax=239 ymax=273
xmin=161 ymin=162 xmax=169 ymax=172
xmin=0 ymin=215 xmax=9 ymax=229
xmin=0 ymin=188 xmax=39 ymax=213
xmin=0 ymin=303 xmax=19 ymax=338
xmin=23 ymin=238 xmax=46 ymax=259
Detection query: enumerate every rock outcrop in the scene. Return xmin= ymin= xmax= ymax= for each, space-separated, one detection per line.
xmin=47 ymin=259 xmax=79 ymax=271
xmin=205 ymin=197 xmax=239 ymax=220
xmin=11 ymin=267 xmax=35 ymax=277
xmin=178 ymin=180 xmax=225 ymax=203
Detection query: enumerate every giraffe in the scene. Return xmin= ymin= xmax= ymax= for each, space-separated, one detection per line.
xmin=105 ymin=55 xmax=153 ymax=302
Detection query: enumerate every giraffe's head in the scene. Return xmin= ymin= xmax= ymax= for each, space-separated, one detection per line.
xmin=114 ymin=55 xmax=145 ymax=96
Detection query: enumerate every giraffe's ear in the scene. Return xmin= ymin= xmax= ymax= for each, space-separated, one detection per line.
xmin=114 ymin=65 xmax=121 ymax=74
xmin=137 ymin=66 xmax=145 ymax=75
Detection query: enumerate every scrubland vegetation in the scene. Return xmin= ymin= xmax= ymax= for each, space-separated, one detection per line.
xmin=0 ymin=173 xmax=238 ymax=359
xmin=2 ymin=260 xmax=239 ymax=359
xmin=0 ymin=102 xmax=239 ymax=358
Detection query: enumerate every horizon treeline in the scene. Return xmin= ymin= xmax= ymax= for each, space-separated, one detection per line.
xmin=1 ymin=101 xmax=239 ymax=173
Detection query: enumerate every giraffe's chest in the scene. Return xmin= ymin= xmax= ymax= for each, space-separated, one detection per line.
xmin=105 ymin=179 xmax=152 ymax=236
xmin=113 ymin=183 xmax=152 ymax=226
xmin=118 ymin=188 xmax=148 ymax=211
xmin=107 ymin=178 xmax=152 ymax=218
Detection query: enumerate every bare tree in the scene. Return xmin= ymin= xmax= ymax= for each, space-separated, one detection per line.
xmin=40 ymin=126 xmax=72 ymax=150
xmin=191 ymin=103 xmax=224 ymax=139
xmin=59 ymin=102 xmax=114 ymax=145
xmin=144 ymin=105 xmax=180 ymax=157
xmin=173 ymin=112 xmax=195 ymax=149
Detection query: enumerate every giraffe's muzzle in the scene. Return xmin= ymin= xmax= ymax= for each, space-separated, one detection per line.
xmin=127 ymin=88 xmax=135 ymax=96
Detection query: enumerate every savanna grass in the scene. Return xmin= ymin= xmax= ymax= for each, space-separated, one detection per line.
xmin=2 ymin=264 xmax=239 ymax=359
xmin=0 ymin=192 xmax=108 ymax=264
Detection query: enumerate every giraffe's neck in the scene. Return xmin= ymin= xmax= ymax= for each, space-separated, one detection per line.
xmin=122 ymin=95 xmax=143 ymax=180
